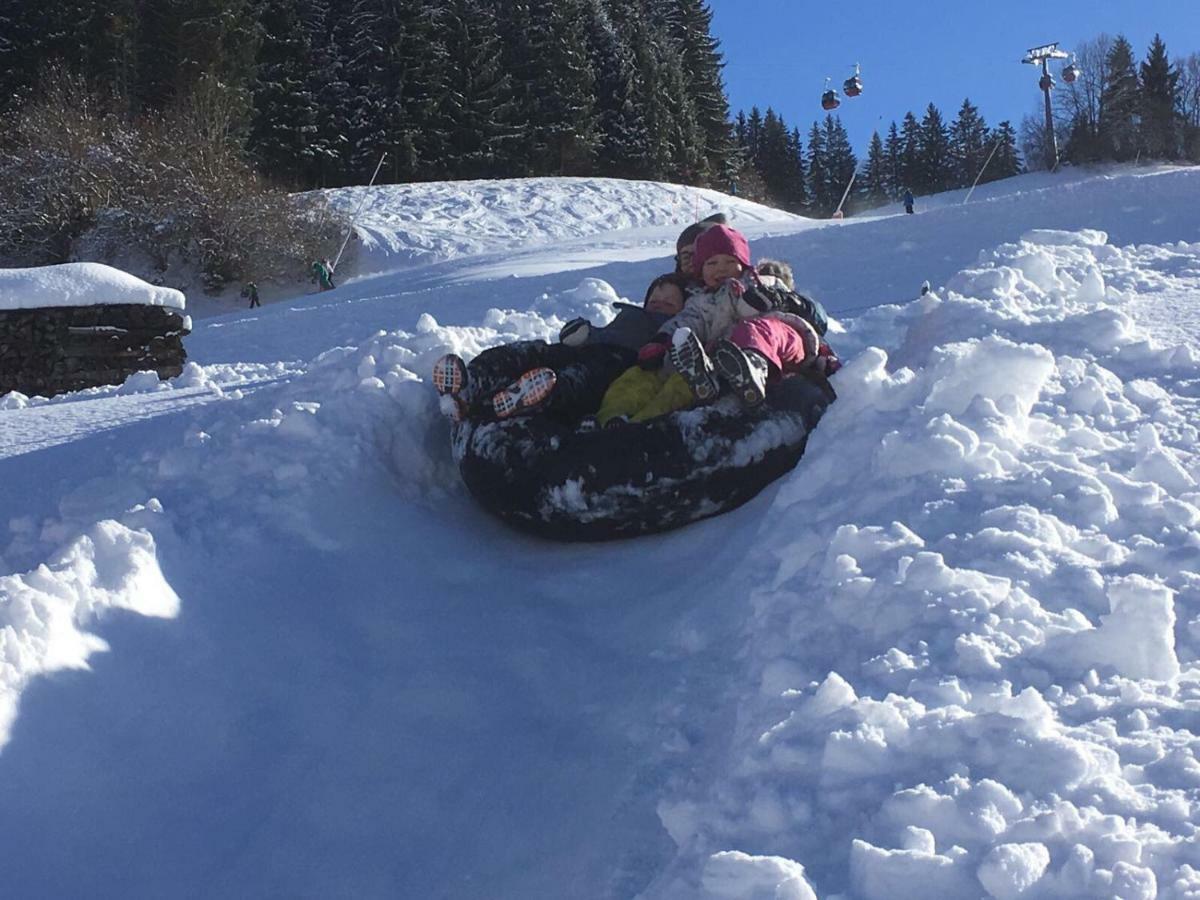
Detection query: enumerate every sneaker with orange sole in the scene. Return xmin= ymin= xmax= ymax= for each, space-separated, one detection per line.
xmin=491 ymin=367 xmax=557 ymax=419
xmin=431 ymin=353 xmax=467 ymax=396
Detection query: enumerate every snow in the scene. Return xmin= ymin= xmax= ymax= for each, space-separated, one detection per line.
xmin=0 ymin=262 xmax=186 ymax=310
xmin=1 ymin=165 xmax=1200 ymax=898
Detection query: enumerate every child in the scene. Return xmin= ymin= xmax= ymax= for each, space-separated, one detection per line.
xmin=598 ymin=224 xmax=835 ymax=424
xmin=432 ymin=274 xmax=689 ymax=423
xmin=674 ymin=213 xmax=726 ymax=280
xmin=241 ymin=282 xmax=261 ymax=308
xmin=756 ymin=259 xmax=794 ymax=289
xmin=559 ymin=273 xmax=688 ymax=350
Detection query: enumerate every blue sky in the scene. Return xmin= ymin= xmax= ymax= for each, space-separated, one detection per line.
xmin=708 ymin=0 xmax=1199 ymax=157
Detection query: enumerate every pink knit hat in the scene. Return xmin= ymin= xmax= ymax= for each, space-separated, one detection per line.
xmin=692 ymin=224 xmax=751 ymax=276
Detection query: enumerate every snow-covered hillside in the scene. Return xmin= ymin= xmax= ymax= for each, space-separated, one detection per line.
xmin=1 ymin=166 xmax=1199 ymax=899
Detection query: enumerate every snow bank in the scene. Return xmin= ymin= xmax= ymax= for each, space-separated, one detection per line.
xmin=0 ymin=504 xmax=179 ymax=750
xmin=645 ymin=228 xmax=1200 ymax=899
xmin=0 ymin=262 xmax=185 ymax=311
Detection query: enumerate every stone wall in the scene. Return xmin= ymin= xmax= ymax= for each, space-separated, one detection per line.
xmin=0 ymin=304 xmax=189 ymax=398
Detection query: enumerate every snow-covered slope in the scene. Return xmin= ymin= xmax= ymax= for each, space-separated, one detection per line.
xmin=322 ymin=175 xmax=807 ymax=277
xmin=1 ymin=166 xmax=1199 ymax=899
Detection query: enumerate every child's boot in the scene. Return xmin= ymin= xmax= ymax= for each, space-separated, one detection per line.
xmin=432 ymin=353 xmax=468 ymax=395
xmin=432 ymin=353 xmax=469 ymax=421
xmin=669 ymin=327 xmax=721 ymax=402
xmin=491 ymin=367 xmax=557 ymax=419
xmin=714 ymin=341 xmax=770 ymax=407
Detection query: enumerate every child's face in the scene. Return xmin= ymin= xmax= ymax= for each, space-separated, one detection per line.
xmin=645 ymin=283 xmax=685 ymax=316
xmin=702 ymin=253 xmax=744 ymax=288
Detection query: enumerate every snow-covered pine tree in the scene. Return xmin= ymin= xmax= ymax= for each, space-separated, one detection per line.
xmin=1098 ymin=35 xmax=1140 ymax=162
xmin=633 ymin=0 xmax=704 ymax=182
xmin=666 ymin=0 xmax=736 ymax=183
xmin=297 ymin=0 xmax=352 ymax=186
xmin=145 ymin=0 xmax=260 ymax=132
xmin=859 ymin=131 xmax=889 ymax=208
xmin=950 ymin=98 xmax=990 ymax=190
xmin=1138 ymin=34 xmax=1181 ymax=160
xmin=518 ymin=0 xmax=600 ymax=175
xmin=248 ymin=0 xmax=319 ymax=184
xmin=583 ymin=0 xmax=653 ymax=177
xmin=435 ymin=0 xmax=521 ymax=179
xmin=917 ymin=103 xmax=953 ymax=193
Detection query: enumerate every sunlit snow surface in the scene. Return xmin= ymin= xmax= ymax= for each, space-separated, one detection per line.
xmin=1 ymin=168 xmax=1199 ymax=899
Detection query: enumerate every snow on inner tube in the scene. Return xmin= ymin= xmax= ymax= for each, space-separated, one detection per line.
xmin=450 ymin=376 xmax=834 ymax=541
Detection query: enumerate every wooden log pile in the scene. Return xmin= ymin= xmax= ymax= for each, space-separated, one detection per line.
xmin=0 ymin=304 xmax=189 ymax=398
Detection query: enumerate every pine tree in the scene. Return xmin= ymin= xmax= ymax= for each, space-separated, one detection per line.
xmin=583 ymin=0 xmax=652 ymax=177
xmin=899 ymin=111 xmax=922 ymax=194
xmin=631 ymin=4 xmax=704 ymax=182
xmin=989 ymin=121 xmax=1023 ymax=179
xmin=744 ymin=106 xmax=764 ymax=166
xmin=733 ymin=110 xmax=748 ymax=152
xmin=806 ymin=120 xmax=830 ymax=214
xmin=756 ymin=108 xmax=794 ymax=204
xmin=248 ymin=0 xmax=319 ymax=182
xmin=950 ymin=98 xmax=990 ymax=189
xmin=823 ymin=115 xmax=856 ymax=214
xmin=785 ymin=127 xmax=807 ymax=210
xmin=435 ymin=0 xmax=521 ymax=179
xmin=1139 ymin=34 xmax=1181 ymax=159
xmin=299 ymin=0 xmax=352 ymax=186
xmin=859 ymin=131 xmax=889 ymax=208
xmin=668 ymin=0 xmax=735 ymax=182
xmin=917 ymin=102 xmax=953 ymax=193
xmin=1098 ymin=35 xmax=1140 ymax=161
xmin=521 ymin=0 xmax=600 ymax=174
xmin=884 ymin=121 xmax=903 ymax=198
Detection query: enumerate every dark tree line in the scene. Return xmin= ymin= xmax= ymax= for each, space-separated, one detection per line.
xmin=734 ymin=100 xmax=1021 ymax=216
xmin=0 ymin=0 xmax=737 ymax=189
xmin=1042 ymin=33 xmax=1200 ymax=168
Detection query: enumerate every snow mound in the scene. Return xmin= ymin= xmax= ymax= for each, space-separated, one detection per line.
xmin=0 ymin=262 xmax=186 ymax=310
xmin=645 ymin=227 xmax=1200 ymax=898
xmin=0 ymin=507 xmax=179 ymax=750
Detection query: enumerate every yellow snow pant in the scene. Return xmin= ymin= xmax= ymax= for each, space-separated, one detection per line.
xmin=597 ymin=366 xmax=696 ymax=425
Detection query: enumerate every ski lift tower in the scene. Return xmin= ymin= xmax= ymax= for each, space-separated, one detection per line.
xmin=1023 ymin=42 xmax=1070 ymax=170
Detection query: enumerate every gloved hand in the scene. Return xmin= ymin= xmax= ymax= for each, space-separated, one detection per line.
xmin=815 ymin=342 xmax=842 ymax=375
xmin=637 ymin=338 xmax=669 ymax=369
xmin=559 ymin=317 xmax=591 ymax=346
xmin=738 ymin=283 xmax=778 ymax=314
xmin=722 ymin=277 xmax=746 ymax=299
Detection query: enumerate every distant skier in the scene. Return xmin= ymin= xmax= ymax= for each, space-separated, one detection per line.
xmin=903 ymin=189 xmax=915 ymax=215
xmin=242 ymin=282 xmax=261 ymax=308
xmin=311 ymin=259 xmax=335 ymax=291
